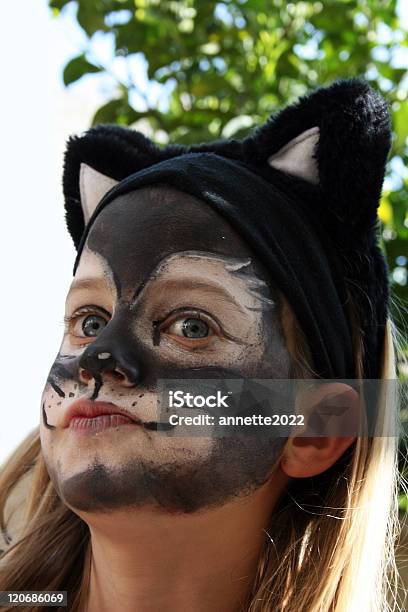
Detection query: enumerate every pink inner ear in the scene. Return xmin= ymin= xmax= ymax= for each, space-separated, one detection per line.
xmin=80 ymin=163 xmax=119 ymax=223
xmin=267 ymin=126 xmax=320 ymax=185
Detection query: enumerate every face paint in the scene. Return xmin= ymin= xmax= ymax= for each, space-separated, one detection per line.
xmin=40 ymin=186 xmax=291 ymax=514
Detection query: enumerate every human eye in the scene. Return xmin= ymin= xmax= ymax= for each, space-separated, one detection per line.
xmin=156 ymin=308 xmax=222 ymax=349
xmin=64 ymin=306 xmax=111 ymax=345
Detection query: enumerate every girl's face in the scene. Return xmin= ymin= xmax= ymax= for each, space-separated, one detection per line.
xmin=40 ymin=186 xmax=291 ymax=514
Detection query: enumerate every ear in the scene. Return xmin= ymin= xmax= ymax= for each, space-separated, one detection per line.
xmin=243 ymin=79 xmax=391 ymax=239
xmin=79 ymin=163 xmax=118 ymax=224
xmin=63 ymin=125 xmax=166 ymax=249
xmin=280 ymin=382 xmax=359 ymax=478
xmin=267 ymin=126 xmax=319 ymax=184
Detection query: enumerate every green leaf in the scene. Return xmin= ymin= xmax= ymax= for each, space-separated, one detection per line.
xmin=399 ymin=493 xmax=408 ymax=513
xmin=92 ymin=99 xmax=145 ymax=126
xmin=49 ymin=0 xmax=72 ymax=10
xmin=77 ymin=2 xmax=108 ymax=37
xmin=63 ymin=54 xmax=101 ymax=86
xmin=393 ymin=102 xmax=408 ymax=152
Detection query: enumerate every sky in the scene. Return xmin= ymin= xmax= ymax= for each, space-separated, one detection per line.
xmin=0 ymin=1 xmax=407 ymax=464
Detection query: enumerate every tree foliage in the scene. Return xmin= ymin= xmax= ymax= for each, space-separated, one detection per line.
xmin=50 ymin=0 xmax=407 ymax=326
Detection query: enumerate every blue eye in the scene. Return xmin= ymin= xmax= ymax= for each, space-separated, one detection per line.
xmin=82 ymin=315 xmax=107 ymax=337
xmin=181 ymin=318 xmax=209 ymax=338
xmin=166 ymin=316 xmax=212 ymax=339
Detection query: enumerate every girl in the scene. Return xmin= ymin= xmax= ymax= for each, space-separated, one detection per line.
xmin=0 ymin=78 xmax=403 ymax=611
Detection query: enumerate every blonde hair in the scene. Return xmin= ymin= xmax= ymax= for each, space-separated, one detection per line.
xmin=0 ymin=305 xmax=402 ymax=611
xmin=245 ymin=316 xmax=402 ymax=612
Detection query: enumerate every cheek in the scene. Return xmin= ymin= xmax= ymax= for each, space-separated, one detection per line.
xmin=257 ymin=311 xmax=291 ymax=377
xmin=150 ymin=342 xmax=265 ymax=376
xmin=41 ymin=349 xmax=87 ymax=427
xmin=41 ymin=378 xmax=78 ymax=417
xmin=40 ymin=379 xmax=80 ymax=432
xmin=39 ymin=421 xmax=52 ymax=461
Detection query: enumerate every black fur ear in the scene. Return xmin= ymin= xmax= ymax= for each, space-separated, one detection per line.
xmin=63 ymin=125 xmax=187 ymax=249
xmin=242 ymin=79 xmax=392 ymax=241
xmin=64 ymin=79 xmax=391 ymax=251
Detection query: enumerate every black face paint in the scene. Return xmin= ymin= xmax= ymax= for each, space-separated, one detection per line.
xmin=54 ymin=436 xmax=285 ymax=514
xmin=42 ymin=403 xmax=55 ymax=430
xmin=152 ymin=320 xmax=161 ymax=346
xmin=48 ymin=380 xmax=65 ymax=399
xmin=86 ymin=186 xmax=288 ymax=381
xmin=41 ymin=186 xmax=292 ymax=514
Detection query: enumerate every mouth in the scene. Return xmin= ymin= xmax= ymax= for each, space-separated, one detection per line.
xmin=63 ymin=399 xmax=175 ymax=433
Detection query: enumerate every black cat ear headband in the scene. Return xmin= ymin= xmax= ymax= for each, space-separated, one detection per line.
xmin=62 ymin=79 xmax=391 ymax=380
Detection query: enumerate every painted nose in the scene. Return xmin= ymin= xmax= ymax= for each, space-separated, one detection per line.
xmin=79 ymin=344 xmax=141 ymax=389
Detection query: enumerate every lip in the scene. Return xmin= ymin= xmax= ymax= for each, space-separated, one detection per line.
xmin=63 ymin=399 xmax=143 ymax=429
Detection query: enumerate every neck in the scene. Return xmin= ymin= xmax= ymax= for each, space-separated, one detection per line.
xmin=79 ymin=472 xmax=287 ymax=612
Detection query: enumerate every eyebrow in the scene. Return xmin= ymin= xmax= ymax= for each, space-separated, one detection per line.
xmin=68 ymin=277 xmax=107 ymax=292
xmin=143 ymin=277 xmax=247 ymax=312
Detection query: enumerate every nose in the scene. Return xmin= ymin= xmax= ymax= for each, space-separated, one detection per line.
xmin=79 ymin=344 xmax=142 ymax=395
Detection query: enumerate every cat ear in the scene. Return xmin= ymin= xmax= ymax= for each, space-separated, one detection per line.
xmin=63 ymin=125 xmax=164 ymax=249
xmin=79 ymin=163 xmax=118 ymax=224
xmin=267 ymin=126 xmax=319 ymax=184
xmin=243 ymin=79 xmax=391 ymax=238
